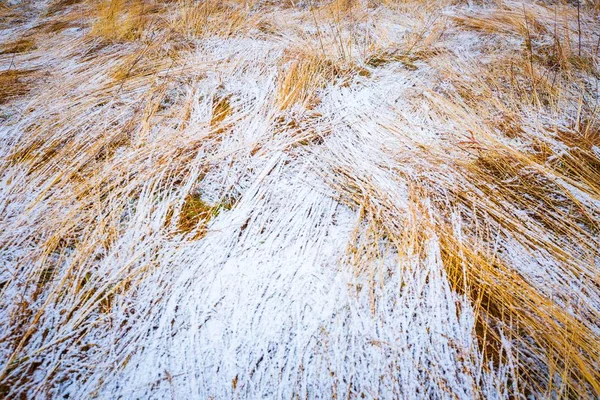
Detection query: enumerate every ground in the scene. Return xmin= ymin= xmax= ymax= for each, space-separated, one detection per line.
xmin=1 ymin=0 xmax=600 ymax=398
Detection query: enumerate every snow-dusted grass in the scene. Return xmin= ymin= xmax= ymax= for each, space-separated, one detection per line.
xmin=1 ymin=0 xmax=599 ymax=398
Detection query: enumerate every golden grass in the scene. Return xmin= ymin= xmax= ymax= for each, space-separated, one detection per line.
xmin=210 ymin=93 xmax=232 ymax=130
xmin=46 ymin=0 xmax=85 ymax=15
xmin=0 ymin=69 xmax=38 ymax=105
xmin=169 ymin=193 xmax=235 ymax=239
xmin=1 ymin=0 xmax=600 ymax=398
xmin=327 ymin=3 xmax=600 ymax=396
xmin=334 ymin=137 xmax=600 ymax=395
xmin=276 ymin=52 xmax=334 ymax=110
xmin=421 ymin=18 xmax=600 ymax=393
xmin=90 ymin=0 xmax=152 ymax=42
xmin=173 ymin=0 xmax=252 ymax=38
xmin=173 ymin=193 xmax=213 ymax=238
xmin=0 ymin=38 xmax=36 ymax=55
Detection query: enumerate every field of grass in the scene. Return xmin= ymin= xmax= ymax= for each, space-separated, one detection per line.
xmin=1 ymin=0 xmax=600 ymax=398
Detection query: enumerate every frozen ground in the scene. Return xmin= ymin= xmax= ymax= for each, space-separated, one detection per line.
xmin=1 ymin=0 xmax=599 ymax=398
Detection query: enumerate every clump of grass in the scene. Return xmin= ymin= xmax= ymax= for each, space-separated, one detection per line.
xmin=0 ymin=69 xmax=37 ymax=105
xmin=366 ymin=50 xmax=420 ymax=69
xmin=210 ymin=93 xmax=232 ymax=128
xmin=366 ymin=18 xmax=446 ymax=70
xmin=0 ymin=38 xmax=36 ymax=54
xmin=110 ymin=47 xmax=163 ymax=83
xmin=276 ymin=51 xmax=346 ymax=110
xmin=45 ymin=0 xmax=84 ymax=15
xmin=90 ymin=0 xmax=151 ymax=42
xmin=277 ymin=53 xmax=324 ymax=110
xmin=550 ymin=123 xmax=600 ymax=195
xmin=173 ymin=0 xmax=251 ymax=38
xmin=171 ymin=193 xmax=234 ymax=239
xmin=177 ymin=193 xmax=213 ymax=238
xmin=40 ymin=20 xmax=76 ymax=33
xmin=452 ymin=7 xmax=551 ymax=37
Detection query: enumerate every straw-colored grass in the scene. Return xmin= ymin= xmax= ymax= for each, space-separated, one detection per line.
xmin=0 ymin=69 xmax=39 ymax=105
xmin=90 ymin=0 xmax=153 ymax=42
xmin=1 ymin=0 xmax=599 ymax=398
xmin=0 ymin=38 xmax=36 ymax=55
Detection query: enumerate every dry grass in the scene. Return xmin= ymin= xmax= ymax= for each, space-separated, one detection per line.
xmin=0 ymin=69 xmax=38 ymax=105
xmin=0 ymin=38 xmax=36 ymax=55
xmin=174 ymin=0 xmax=252 ymax=38
xmin=1 ymin=0 xmax=600 ymax=398
xmin=45 ymin=0 xmax=85 ymax=16
xmin=276 ymin=52 xmax=341 ymax=110
xmin=170 ymin=193 xmax=219 ymax=239
xmin=89 ymin=0 xmax=153 ymax=42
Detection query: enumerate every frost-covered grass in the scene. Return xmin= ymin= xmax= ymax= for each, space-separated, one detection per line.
xmin=1 ymin=0 xmax=599 ymax=398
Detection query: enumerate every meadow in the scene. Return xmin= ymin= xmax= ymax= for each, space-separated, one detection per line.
xmin=1 ymin=0 xmax=599 ymax=398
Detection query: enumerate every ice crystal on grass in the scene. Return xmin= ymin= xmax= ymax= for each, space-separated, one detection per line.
xmin=1 ymin=0 xmax=600 ymax=398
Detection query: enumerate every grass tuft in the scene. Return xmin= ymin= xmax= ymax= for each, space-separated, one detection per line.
xmin=0 ymin=69 xmax=38 ymax=105
xmin=0 ymin=38 xmax=36 ymax=55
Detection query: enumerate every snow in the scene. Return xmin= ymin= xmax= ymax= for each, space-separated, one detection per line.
xmin=1 ymin=0 xmax=599 ymax=398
